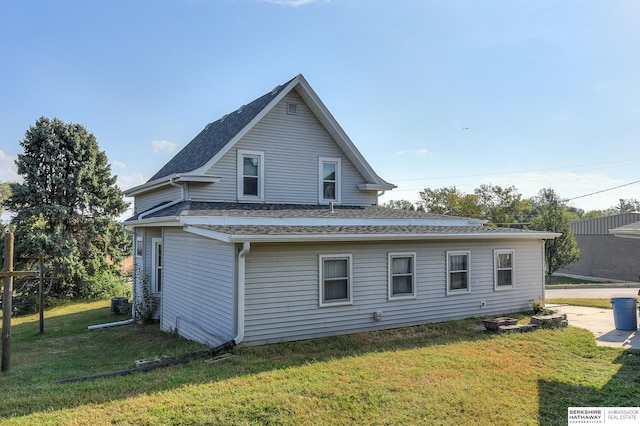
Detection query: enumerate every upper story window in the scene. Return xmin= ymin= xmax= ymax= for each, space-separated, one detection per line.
xmin=237 ymin=150 xmax=265 ymax=201
xmin=494 ymin=249 xmax=515 ymax=290
xmin=319 ymin=157 xmax=341 ymax=203
xmin=446 ymin=250 xmax=471 ymax=295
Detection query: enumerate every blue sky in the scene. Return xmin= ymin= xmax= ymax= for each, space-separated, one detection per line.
xmin=1 ymin=0 xmax=639 ymax=217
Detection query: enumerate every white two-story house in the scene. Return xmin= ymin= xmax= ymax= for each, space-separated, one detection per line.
xmin=124 ymin=74 xmax=558 ymax=346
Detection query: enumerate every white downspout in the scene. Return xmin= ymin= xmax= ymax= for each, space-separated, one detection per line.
xmin=234 ymin=241 xmax=251 ymax=345
xmin=168 ymin=176 xmax=186 ymax=200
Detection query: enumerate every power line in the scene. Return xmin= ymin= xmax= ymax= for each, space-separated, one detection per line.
xmin=389 ymin=158 xmax=640 ymax=183
xmin=564 ymin=180 xmax=640 ymax=201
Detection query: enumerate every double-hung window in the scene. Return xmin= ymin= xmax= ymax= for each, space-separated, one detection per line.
xmin=494 ymin=250 xmax=515 ymax=290
xmin=151 ymin=238 xmax=163 ymax=294
xmin=237 ymin=150 xmax=264 ymax=201
xmin=319 ymin=254 xmax=352 ymax=307
xmin=135 ymin=236 xmax=143 ymax=258
xmin=388 ymin=253 xmax=417 ymax=300
xmin=447 ymin=251 xmax=470 ymax=295
xmin=319 ymin=157 xmax=341 ymax=203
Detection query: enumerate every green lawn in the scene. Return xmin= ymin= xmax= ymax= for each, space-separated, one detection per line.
xmin=546 ymin=298 xmax=614 ymax=309
xmin=1 ymin=301 xmax=639 ymax=425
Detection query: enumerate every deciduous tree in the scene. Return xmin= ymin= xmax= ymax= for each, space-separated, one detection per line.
xmin=529 ymin=188 xmax=580 ymax=282
xmin=418 ymin=186 xmax=482 ymax=218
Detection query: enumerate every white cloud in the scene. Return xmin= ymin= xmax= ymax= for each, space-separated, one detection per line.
xmin=150 ymin=140 xmax=177 ymax=154
xmin=116 ymin=172 xmax=146 ymax=191
xmin=0 ymin=150 xmax=20 ymax=182
xmin=111 ymin=160 xmax=126 ymax=169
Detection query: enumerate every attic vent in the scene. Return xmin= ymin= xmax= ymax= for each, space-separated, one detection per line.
xmin=287 ymin=103 xmax=298 ymax=115
xmin=271 ymin=85 xmax=282 ymax=95
xmin=236 ymin=105 xmax=245 ymax=114
xmin=220 ymin=114 xmax=229 ymax=122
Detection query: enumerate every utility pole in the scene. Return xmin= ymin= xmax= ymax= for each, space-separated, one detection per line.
xmin=39 ymin=255 xmax=45 ymax=334
xmin=2 ymin=231 xmax=14 ymax=372
xmin=1 ymin=231 xmax=37 ymax=372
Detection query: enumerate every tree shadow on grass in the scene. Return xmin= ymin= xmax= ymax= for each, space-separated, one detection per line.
xmin=538 ymin=349 xmax=640 ymax=425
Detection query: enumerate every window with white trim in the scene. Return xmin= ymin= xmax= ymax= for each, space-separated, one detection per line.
xmin=319 ymin=157 xmax=341 ymax=203
xmin=388 ymin=252 xmax=417 ymax=300
xmin=151 ymin=238 xmax=163 ymax=294
xmin=319 ymin=254 xmax=352 ymax=306
xmin=447 ymin=251 xmax=470 ymax=294
xmin=135 ymin=236 xmax=143 ymax=258
xmin=494 ymin=249 xmax=515 ymax=290
xmin=237 ymin=150 xmax=264 ymax=201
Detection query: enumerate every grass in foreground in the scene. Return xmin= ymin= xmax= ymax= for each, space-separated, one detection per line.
xmin=1 ymin=301 xmax=639 ymax=425
xmin=546 ymin=298 xmax=614 ymax=309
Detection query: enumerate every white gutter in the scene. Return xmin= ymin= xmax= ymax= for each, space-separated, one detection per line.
xmin=234 ymin=241 xmax=251 ymax=345
xmin=137 ymin=178 xmax=185 ymax=221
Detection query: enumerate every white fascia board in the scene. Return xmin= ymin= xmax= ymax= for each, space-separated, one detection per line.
xmin=177 ymin=175 xmax=221 ymax=183
xmin=123 ymin=174 xmax=220 ymax=196
xmin=179 ymin=215 xmax=482 ymax=227
xmin=223 ymin=232 xmax=561 ymax=244
xmin=123 ymin=217 xmax=181 ymax=227
xmin=183 ymin=225 xmax=233 ymax=243
xmin=357 ymin=183 xmax=397 ymax=191
xmin=610 ymin=230 xmax=640 ymax=239
xmin=123 ymin=175 xmax=177 ymax=196
xmin=190 ymin=76 xmax=302 ymax=176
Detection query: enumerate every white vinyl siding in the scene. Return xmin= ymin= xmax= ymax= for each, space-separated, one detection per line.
xmin=134 ymin=186 xmax=183 ymax=215
xmin=446 ymin=251 xmax=471 ymax=295
xmin=494 ymin=249 xmax=515 ymax=290
xmin=242 ymin=240 xmax=545 ymax=345
xmin=388 ymin=252 xmax=417 ymax=300
xmin=200 ymin=91 xmax=377 ymax=205
xmin=160 ymin=229 xmax=235 ymax=346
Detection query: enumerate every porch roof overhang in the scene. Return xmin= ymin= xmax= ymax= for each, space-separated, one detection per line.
xmin=609 ymin=221 xmax=640 ymax=239
xmin=184 ymin=224 xmax=561 ymax=244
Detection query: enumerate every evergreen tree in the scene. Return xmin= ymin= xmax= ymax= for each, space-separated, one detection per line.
xmin=6 ymin=117 xmax=129 ymax=299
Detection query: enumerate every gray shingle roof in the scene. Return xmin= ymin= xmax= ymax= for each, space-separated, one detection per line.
xmin=193 ymin=224 xmax=545 ymax=237
xmin=132 ymin=201 xmax=476 ymax=222
xmin=148 ymin=77 xmax=296 ymax=182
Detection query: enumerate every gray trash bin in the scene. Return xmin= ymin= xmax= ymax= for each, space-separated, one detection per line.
xmin=610 ymin=297 xmax=638 ymax=330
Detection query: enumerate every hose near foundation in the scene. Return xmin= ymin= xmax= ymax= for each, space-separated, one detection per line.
xmin=56 ymin=340 xmax=235 ymax=384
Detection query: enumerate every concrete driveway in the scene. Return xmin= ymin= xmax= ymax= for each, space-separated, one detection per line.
xmin=546 ymin=287 xmax=639 ymax=299
xmin=545 ymin=287 xmax=640 ymax=350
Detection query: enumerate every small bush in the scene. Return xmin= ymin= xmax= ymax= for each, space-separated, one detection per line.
xmin=134 ymin=274 xmax=158 ymax=323
xmin=80 ymin=270 xmax=131 ymax=301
